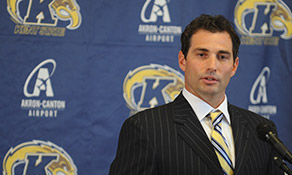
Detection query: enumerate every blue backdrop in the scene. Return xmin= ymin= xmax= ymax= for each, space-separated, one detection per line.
xmin=0 ymin=0 xmax=292 ymax=174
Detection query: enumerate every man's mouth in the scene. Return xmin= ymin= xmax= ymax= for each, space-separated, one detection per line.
xmin=202 ymin=76 xmax=218 ymax=84
xmin=205 ymin=77 xmax=215 ymax=80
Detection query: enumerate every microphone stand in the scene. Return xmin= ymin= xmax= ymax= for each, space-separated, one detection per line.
xmin=274 ymin=156 xmax=292 ymax=175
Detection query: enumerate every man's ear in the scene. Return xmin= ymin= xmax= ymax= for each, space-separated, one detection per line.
xmin=178 ymin=51 xmax=186 ymax=72
xmin=231 ymin=57 xmax=239 ymax=77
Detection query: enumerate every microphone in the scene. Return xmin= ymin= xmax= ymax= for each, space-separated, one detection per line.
xmin=274 ymin=156 xmax=292 ymax=175
xmin=256 ymin=122 xmax=292 ymax=164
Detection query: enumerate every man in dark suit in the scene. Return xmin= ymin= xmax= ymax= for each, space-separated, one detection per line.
xmin=109 ymin=14 xmax=284 ymax=175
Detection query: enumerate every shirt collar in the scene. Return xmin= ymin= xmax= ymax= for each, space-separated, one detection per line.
xmin=182 ymin=88 xmax=231 ymax=124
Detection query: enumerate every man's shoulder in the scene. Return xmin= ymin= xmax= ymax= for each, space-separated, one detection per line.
xmin=229 ymin=104 xmax=259 ymax=115
xmin=126 ymin=101 xmax=174 ymax=125
xmin=134 ymin=101 xmax=173 ymax=117
xmin=228 ymin=104 xmax=256 ymax=115
xmin=228 ymin=103 xmax=272 ymax=125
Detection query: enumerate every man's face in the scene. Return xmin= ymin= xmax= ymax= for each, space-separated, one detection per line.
xmin=179 ymin=29 xmax=239 ymax=104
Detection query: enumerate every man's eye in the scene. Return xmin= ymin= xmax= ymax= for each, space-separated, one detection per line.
xmin=218 ymin=55 xmax=227 ymax=60
xmin=198 ymin=53 xmax=206 ymax=57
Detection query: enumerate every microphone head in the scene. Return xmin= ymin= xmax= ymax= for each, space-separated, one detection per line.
xmin=256 ymin=122 xmax=276 ymax=141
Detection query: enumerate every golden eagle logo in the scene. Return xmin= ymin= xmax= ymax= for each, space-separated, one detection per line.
xmin=3 ymin=140 xmax=77 ymax=175
xmin=234 ymin=0 xmax=292 ymax=39
xmin=7 ymin=0 xmax=81 ymax=29
xmin=123 ymin=64 xmax=184 ymax=113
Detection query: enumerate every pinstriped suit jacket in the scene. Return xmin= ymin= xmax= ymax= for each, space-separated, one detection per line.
xmin=110 ymin=93 xmax=283 ymax=175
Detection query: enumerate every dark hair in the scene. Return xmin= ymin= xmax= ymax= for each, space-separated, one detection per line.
xmin=181 ymin=14 xmax=240 ymax=61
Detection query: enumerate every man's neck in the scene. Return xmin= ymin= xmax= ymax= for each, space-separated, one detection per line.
xmin=200 ymin=94 xmax=225 ymax=108
xmin=185 ymin=88 xmax=225 ymax=108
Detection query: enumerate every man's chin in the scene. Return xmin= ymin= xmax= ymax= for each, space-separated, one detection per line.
xmin=199 ymin=88 xmax=223 ymax=98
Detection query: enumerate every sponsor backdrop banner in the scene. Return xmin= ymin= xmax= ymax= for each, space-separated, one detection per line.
xmin=0 ymin=0 xmax=291 ymax=174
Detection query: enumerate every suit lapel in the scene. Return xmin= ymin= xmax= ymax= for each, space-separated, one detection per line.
xmin=229 ymin=105 xmax=253 ymax=175
xmin=173 ymin=94 xmax=222 ymax=175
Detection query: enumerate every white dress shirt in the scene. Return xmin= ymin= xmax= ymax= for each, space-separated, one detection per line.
xmin=182 ymin=88 xmax=235 ymax=167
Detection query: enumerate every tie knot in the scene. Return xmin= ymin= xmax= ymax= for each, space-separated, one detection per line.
xmin=209 ymin=110 xmax=223 ymax=126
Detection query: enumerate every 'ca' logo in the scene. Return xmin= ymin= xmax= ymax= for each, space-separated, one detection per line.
xmin=250 ymin=67 xmax=270 ymax=104
xmin=23 ymin=59 xmax=56 ymax=97
xmin=123 ymin=64 xmax=184 ymax=113
xmin=141 ymin=0 xmax=171 ymax=23
xmin=7 ymin=0 xmax=82 ymax=29
xmin=234 ymin=0 xmax=292 ymax=39
xmin=3 ymin=140 xmax=77 ymax=175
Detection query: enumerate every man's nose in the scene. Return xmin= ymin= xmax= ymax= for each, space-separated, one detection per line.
xmin=206 ymin=55 xmax=218 ymax=72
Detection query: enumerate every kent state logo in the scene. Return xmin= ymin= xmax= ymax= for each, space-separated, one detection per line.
xmin=2 ymin=140 xmax=77 ymax=175
xmin=138 ymin=0 xmax=182 ymax=43
xmin=234 ymin=0 xmax=292 ymax=45
xmin=123 ymin=64 xmax=184 ymax=114
xmin=7 ymin=0 xmax=82 ymax=37
xmin=21 ymin=59 xmax=66 ymax=118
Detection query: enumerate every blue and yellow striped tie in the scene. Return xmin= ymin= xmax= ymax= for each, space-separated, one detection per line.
xmin=210 ymin=110 xmax=234 ymax=175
